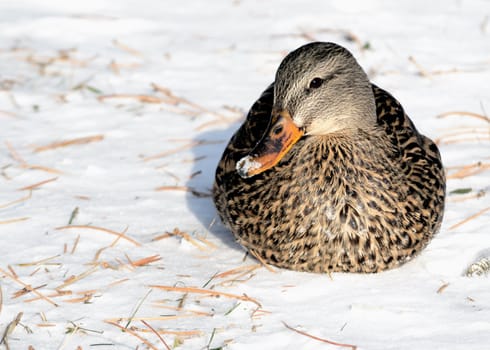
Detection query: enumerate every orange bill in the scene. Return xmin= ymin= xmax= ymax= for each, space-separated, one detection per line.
xmin=236 ymin=110 xmax=303 ymax=178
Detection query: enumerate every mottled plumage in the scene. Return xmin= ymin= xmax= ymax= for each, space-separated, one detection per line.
xmin=213 ymin=42 xmax=445 ymax=273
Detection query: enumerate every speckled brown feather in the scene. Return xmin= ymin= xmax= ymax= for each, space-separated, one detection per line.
xmin=213 ymin=83 xmax=445 ymax=273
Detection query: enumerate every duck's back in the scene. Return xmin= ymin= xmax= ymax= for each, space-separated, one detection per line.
xmin=372 ymin=84 xmax=445 ymax=238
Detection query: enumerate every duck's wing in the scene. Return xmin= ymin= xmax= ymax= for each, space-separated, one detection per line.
xmin=372 ymin=84 xmax=443 ymax=171
xmin=214 ymin=83 xmax=274 ymax=186
xmin=372 ymin=84 xmax=446 ymax=234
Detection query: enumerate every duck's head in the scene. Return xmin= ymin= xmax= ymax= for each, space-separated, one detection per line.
xmin=237 ymin=42 xmax=377 ymax=179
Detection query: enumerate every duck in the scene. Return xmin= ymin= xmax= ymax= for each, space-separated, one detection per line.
xmin=213 ymin=42 xmax=446 ymax=273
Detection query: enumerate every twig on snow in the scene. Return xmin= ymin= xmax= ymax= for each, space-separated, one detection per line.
xmin=282 ymin=321 xmax=357 ymax=350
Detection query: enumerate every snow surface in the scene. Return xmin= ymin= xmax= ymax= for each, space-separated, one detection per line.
xmin=1 ymin=0 xmax=489 ymax=349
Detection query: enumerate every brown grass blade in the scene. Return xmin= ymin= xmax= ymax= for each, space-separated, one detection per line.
xmin=105 ymin=321 xmax=159 ymax=350
xmin=447 ymin=162 xmax=490 ymax=179
xmin=20 ymin=164 xmax=63 ymax=174
xmin=148 ymin=285 xmax=261 ymax=307
xmin=0 ymin=267 xmax=58 ymax=307
xmin=449 ymin=206 xmax=490 ymax=231
xmin=18 ymin=254 xmax=61 ymax=267
xmin=437 ymin=111 xmax=490 ymax=123
xmin=248 ymin=250 xmax=276 ymax=273
xmin=56 ymin=266 xmax=98 ymax=290
xmin=5 ymin=141 xmax=63 ymax=174
xmin=151 ymin=82 xmax=228 ymax=120
xmin=144 ymin=142 xmax=197 ymax=161
xmin=159 ymin=228 xmax=215 ymax=251
xmin=98 ymin=94 xmax=165 ymax=103
xmin=151 ymin=304 xmax=213 ymax=317
xmin=0 ymin=217 xmax=30 ymax=225
xmin=63 ymin=294 xmax=94 ymax=303
xmin=141 ymin=320 xmax=171 ymax=350
xmin=17 ymin=177 xmax=58 ymax=191
xmin=215 ymin=264 xmax=262 ymax=279
xmin=12 ymin=284 xmax=47 ymax=299
xmin=152 ymin=232 xmax=173 ymax=241
xmin=106 ymin=315 xmax=204 ymax=322
xmin=1 ymin=312 xmax=23 ymax=347
xmin=195 ymin=116 xmax=243 ymax=131
xmin=282 ymin=321 xmax=357 ymax=350
xmin=23 ymin=289 xmax=73 ymax=303
xmin=448 ymin=190 xmax=486 ymax=202
xmin=251 ymin=308 xmax=272 ymax=319
xmin=437 ymin=282 xmax=449 ymax=294
xmin=155 ymin=185 xmax=211 ymax=198
xmin=435 ymin=128 xmax=489 ymax=143
xmin=5 ymin=141 xmax=25 ymax=163
xmin=7 ymin=265 xmax=17 ymax=278
xmin=112 ymin=39 xmax=143 ymax=56
xmin=134 ymin=328 xmax=203 ymax=337
xmin=130 ymin=255 xmax=162 ymax=267
xmin=33 ymin=135 xmax=104 ymax=152
xmin=56 ymin=225 xmax=141 ymax=246
xmin=109 ymin=60 xmax=142 ymax=74
xmin=107 ymin=278 xmax=130 ymax=287
xmin=143 ymin=140 xmax=221 ymax=161
xmin=0 ymin=110 xmax=18 ymax=118
xmin=99 ymin=226 xmax=126 ymax=253
xmin=0 ymin=191 xmax=32 ymax=209
xmin=215 ymin=268 xmax=259 ymax=287
xmin=70 ymin=234 xmax=80 ymax=254
xmin=441 ymin=136 xmax=490 ymax=145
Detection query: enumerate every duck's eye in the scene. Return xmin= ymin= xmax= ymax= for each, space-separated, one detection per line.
xmin=309 ymin=77 xmax=324 ymax=89
xmin=272 ymin=125 xmax=283 ymax=135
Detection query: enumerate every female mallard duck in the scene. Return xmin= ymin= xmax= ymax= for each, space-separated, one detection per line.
xmin=213 ymin=42 xmax=445 ymax=273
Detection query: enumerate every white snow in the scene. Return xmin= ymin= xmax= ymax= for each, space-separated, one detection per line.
xmin=1 ymin=0 xmax=489 ymax=349
xmin=236 ymin=155 xmax=262 ymax=178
